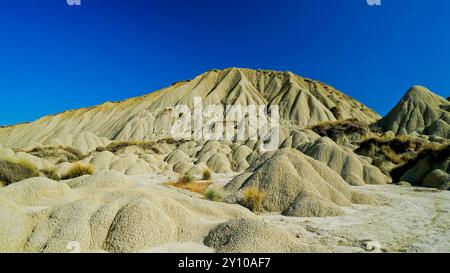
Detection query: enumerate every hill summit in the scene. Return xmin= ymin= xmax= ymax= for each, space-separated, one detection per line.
xmin=0 ymin=68 xmax=380 ymax=151
xmin=378 ymin=85 xmax=450 ymax=138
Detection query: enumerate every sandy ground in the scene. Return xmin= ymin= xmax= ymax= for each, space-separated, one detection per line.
xmin=263 ymin=185 xmax=450 ymax=253
xmin=127 ymin=175 xmax=450 ymax=253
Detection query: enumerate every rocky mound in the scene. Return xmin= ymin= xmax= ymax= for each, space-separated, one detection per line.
xmin=225 ymin=148 xmax=372 ymax=217
xmin=378 ymin=86 xmax=450 ymax=138
xmin=0 ymin=171 xmax=255 ymax=253
xmin=0 ymin=68 xmax=380 ymax=152
xmin=391 ymin=144 xmax=450 ymax=190
xmin=204 ymin=219 xmax=317 ymax=253
xmin=299 ymin=137 xmax=392 ymax=185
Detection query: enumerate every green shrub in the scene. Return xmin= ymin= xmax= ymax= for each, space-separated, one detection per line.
xmin=0 ymin=158 xmax=40 ymax=185
xmin=356 ymin=135 xmax=425 ymax=164
xmin=204 ymin=189 xmax=221 ymax=201
xmin=61 ymin=163 xmax=94 ymax=180
xmin=178 ymin=174 xmax=194 ymax=184
xmin=105 ymin=141 xmax=159 ymax=154
xmin=242 ymin=187 xmax=265 ymax=212
xmin=95 ymin=146 xmax=107 ymax=152
xmin=310 ymin=119 xmax=370 ymax=142
xmin=391 ymin=144 xmax=450 ymax=182
xmin=202 ymin=168 xmax=212 ymax=180
xmin=25 ymin=145 xmax=86 ymax=164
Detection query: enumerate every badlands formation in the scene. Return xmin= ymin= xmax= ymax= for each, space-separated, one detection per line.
xmin=0 ymin=68 xmax=449 ymax=253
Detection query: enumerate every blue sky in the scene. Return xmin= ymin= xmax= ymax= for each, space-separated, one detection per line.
xmin=0 ymin=0 xmax=449 ymax=125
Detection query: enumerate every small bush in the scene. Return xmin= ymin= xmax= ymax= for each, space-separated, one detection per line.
xmin=150 ymin=146 xmax=161 ymax=154
xmin=0 ymin=158 xmax=40 ymax=185
xmin=42 ymin=167 xmax=60 ymax=181
xmin=356 ymin=135 xmax=426 ymax=164
xmin=391 ymin=144 xmax=450 ymax=182
xmin=178 ymin=174 xmax=194 ymax=184
xmin=61 ymin=163 xmax=94 ymax=180
xmin=95 ymin=146 xmax=107 ymax=152
xmin=204 ymin=189 xmax=221 ymax=201
xmin=202 ymin=168 xmax=212 ymax=180
xmin=242 ymin=187 xmax=265 ymax=212
xmin=105 ymin=141 xmax=161 ymax=154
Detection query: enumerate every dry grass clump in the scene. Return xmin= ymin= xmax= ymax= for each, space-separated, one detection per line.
xmin=178 ymin=174 xmax=194 ymax=184
xmin=391 ymin=143 xmax=449 ymax=182
xmin=241 ymin=187 xmax=265 ymax=212
xmin=103 ymin=140 xmax=167 ymax=154
xmin=41 ymin=167 xmax=60 ymax=181
xmin=104 ymin=141 xmax=157 ymax=154
xmin=61 ymin=163 xmax=94 ymax=180
xmin=356 ymin=135 xmax=425 ymax=164
xmin=165 ymin=180 xmax=212 ymax=195
xmin=0 ymin=158 xmax=40 ymax=185
xmin=104 ymin=137 xmax=189 ymax=153
xmin=310 ymin=119 xmax=370 ymax=142
xmin=100 ymin=138 xmax=189 ymax=154
xmin=202 ymin=168 xmax=212 ymax=180
xmin=203 ymin=189 xmax=222 ymax=201
xmin=24 ymin=145 xmax=85 ymax=164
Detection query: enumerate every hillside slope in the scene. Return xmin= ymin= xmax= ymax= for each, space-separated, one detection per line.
xmin=0 ymin=68 xmax=379 ymax=151
xmin=377 ymin=86 xmax=450 ymax=138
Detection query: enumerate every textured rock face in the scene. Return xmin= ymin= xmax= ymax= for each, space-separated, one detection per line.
xmin=204 ymin=219 xmax=317 ymax=253
xmin=378 ymin=86 xmax=450 ymax=138
xmin=299 ymin=137 xmax=392 ymax=185
xmin=0 ymin=68 xmax=379 ymax=152
xmin=0 ymin=172 xmax=255 ymax=253
xmin=400 ymin=146 xmax=450 ymax=190
xmin=225 ymin=149 xmax=373 ymax=217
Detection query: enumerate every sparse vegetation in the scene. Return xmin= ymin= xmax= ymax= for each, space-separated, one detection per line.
xmin=95 ymin=146 xmax=107 ymax=152
xmin=0 ymin=158 xmax=40 ymax=185
xmin=165 ymin=180 xmax=212 ymax=195
xmin=390 ymin=143 xmax=450 ymax=182
xmin=204 ymin=189 xmax=222 ymax=201
xmin=356 ymin=135 xmax=426 ymax=164
xmin=242 ymin=186 xmax=265 ymax=212
xmin=178 ymin=174 xmax=194 ymax=184
xmin=310 ymin=119 xmax=371 ymax=143
xmin=104 ymin=140 xmax=157 ymax=154
xmin=41 ymin=167 xmax=60 ymax=181
xmin=101 ymin=138 xmax=191 ymax=154
xmin=61 ymin=162 xmax=94 ymax=180
xmin=22 ymin=145 xmax=86 ymax=164
xmin=202 ymin=168 xmax=212 ymax=180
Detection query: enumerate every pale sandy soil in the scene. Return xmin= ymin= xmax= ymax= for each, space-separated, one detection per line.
xmin=127 ymin=175 xmax=450 ymax=253
xmin=263 ymin=185 xmax=450 ymax=253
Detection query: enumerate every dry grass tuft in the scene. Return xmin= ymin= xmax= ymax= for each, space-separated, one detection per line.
xmin=356 ymin=135 xmax=425 ymax=164
xmin=101 ymin=138 xmax=189 ymax=154
xmin=0 ymin=158 xmax=40 ymax=185
xmin=310 ymin=119 xmax=370 ymax=142
xmin=165 ymin=181 xmax=212 ymax=195
xmin=203 ymin=189 xmax=222 ymax=201
xmin=61 ymin=163 xmax=94 ymax=180
xmin=178 ymin=174 xmax=194 ymax=184
xmin=23 ymin=145 xmax=86 ymax=164
xmin=391 ymin=143 xmax=449 ymax=182
xmin=202 ymin=168 xmax=212 ymax=180
xmin=41 ymin=167 xmax=60 ymax=181
xmin=241 ymin=187 xmax=265 ymax=212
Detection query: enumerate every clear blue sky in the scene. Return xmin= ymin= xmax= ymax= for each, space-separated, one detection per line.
xmin=1 ymin=0 xmax=449 ymax=126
